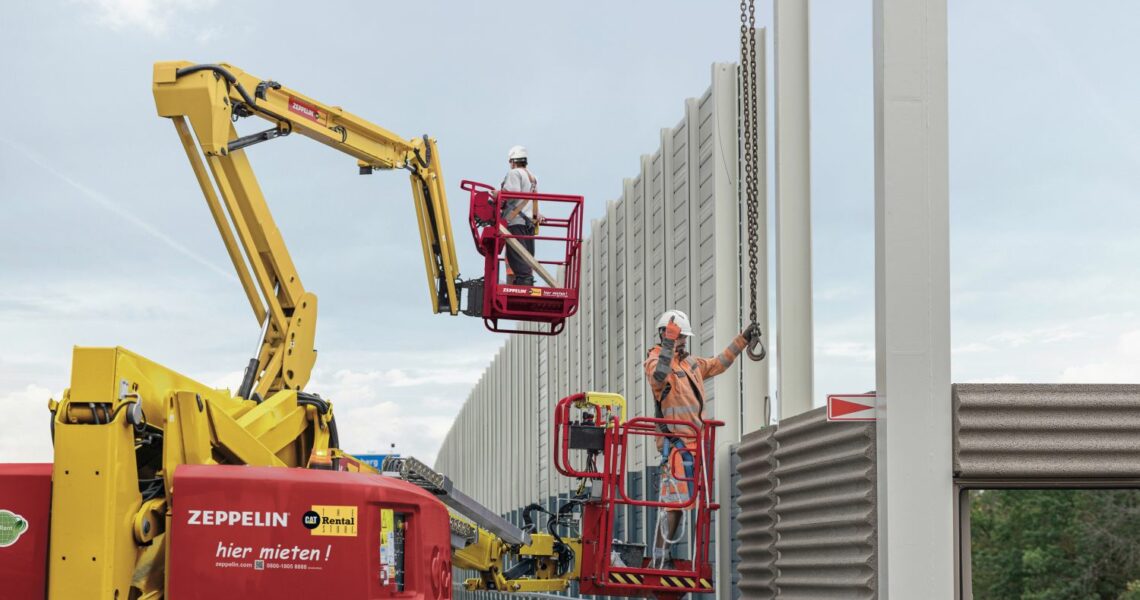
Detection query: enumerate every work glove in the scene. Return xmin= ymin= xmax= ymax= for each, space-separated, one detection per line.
xmin=742 ymin=322 xmax=761 ymax=342
xmin=663 ymin=317 xmax=683 ymax=343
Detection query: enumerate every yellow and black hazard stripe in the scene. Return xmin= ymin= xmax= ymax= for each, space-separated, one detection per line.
xmin=608 ymin=572 xmax=644 ymax=585
xmin=658 ymin=576 xmax=714 ymax=590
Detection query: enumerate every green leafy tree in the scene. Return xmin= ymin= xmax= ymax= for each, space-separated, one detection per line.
xmin=971 ymin=490 xmax=1140 ymax=599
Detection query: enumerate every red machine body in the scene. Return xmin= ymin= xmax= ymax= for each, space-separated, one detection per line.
xmin=553 ymin=394 xmax=721 ymax=599
xmin=462 ymin=180 xmax=583 ymax=335
xmin=167 ymin=465 xmax=452 ymax=600
xmin=0 ymin=463 xmax=52 ymax=600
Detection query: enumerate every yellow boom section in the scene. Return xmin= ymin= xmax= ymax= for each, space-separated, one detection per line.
xmin=152 ymin=61 xmax=460 ymax=397
xmin=47 ymin=346 xmax=339 ymax=600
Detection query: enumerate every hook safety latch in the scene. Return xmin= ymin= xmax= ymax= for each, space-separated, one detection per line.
xmin=746 ymin=331 xmax=767 ymax=362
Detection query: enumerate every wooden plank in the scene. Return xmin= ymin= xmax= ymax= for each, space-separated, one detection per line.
xmin=499 ymin=224 xmax=559 ymax=286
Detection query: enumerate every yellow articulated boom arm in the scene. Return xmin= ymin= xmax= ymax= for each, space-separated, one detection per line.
xmin=152 ymin=60 xmax=461 ymax=398
xmin=384 ymin=458 xmax=582 ymax=594
xmin=452 ymin=523 xmax=581 ymax=594
xmin=47 ymin=347 xmax=357 ymax=600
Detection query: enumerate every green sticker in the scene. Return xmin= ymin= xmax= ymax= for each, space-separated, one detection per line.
xmin=0 ymin=510 xmax=29 ymax=547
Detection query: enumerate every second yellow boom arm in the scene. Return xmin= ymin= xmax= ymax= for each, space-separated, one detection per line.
xmin=153 ymin=61 xmax=461 ymax=398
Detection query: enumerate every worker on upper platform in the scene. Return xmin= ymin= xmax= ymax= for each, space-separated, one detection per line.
xmin=499 ymin=145 xmax=542 ymax=286
xmin=644 ymin=309 xmax=759 ymax=567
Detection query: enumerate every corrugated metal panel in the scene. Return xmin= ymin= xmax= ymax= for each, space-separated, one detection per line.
xmin=492 ymin=358 xmax=499 ymax=505
xmin=629 ymin=470 xmax=645 ymax=544
xmin=695 ymin=88 xmax=718 ymax=373
xmin=772 ymin=407 xmax=876 ymax=599
xmin=669 ymin=116 xmax=691 ymax=321
xmin=648 ymin=148 xmax=667 ymax=320
xmin=515 ymin=337 xmax=524 ymax=509
xmin=538 ymin=330 xmax=549 ymax=499
xmin=735 ymin=428 xmax=776 ymax=599
xmin=684 ymin=98 xmax=701 ymax=358
xmin=611 ymin=198 xmax=626 ymax=401
xmin=647 ymin=145 xmax=669 ymax=510
xmin=548 ymin=319 xmax=560 ymax=499
xmin=495 ymin=346 xmax=504 ymax=511
xmin=569 ymin=303 xmax=581 ymax=394
xmin=581 ymin=238 xmax=594 ymax=392
xmin=558 ymin=287 xmax=570 ymax=398
xmin=596 ymin=217 xmax=610 ymax=391
xmin=478 ymin=367 xmax=487 ymax=503
xmin=503 ymin=343 xmax=511 ymax=509
xmin=513 ymin=344 xmax=522 ymax=513
xmin=528 ymin=334 xmax=539 ymax=505
xmin=953 ymin=383 xmax=1140 ymax=478
xmin=622 ymin=177 xmax=646 ymax=472
xmin=728 ymin=447 xmax=743 ymax=600
xmin=523 ymin=336 xmax=532 ymax=508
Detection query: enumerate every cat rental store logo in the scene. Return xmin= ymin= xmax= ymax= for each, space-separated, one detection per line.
xmin=301 ymin=505 xmax=358 ymax=537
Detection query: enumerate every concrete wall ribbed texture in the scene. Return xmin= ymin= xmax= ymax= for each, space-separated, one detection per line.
xmin=733 ymin=408 xmax=877 ymax=599
xmin=434 ymin=63 xmax=750 ymax=576
xmin=953 ymin=383 xmax=1140 ymax=479
xmin=734 ymin=427 xmax=776 ymax=598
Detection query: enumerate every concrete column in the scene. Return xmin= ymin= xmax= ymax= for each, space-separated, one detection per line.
xmin=741 ymin=27 xmax=770 ymax=435
xmin=873 ymin=0 xmax=953 ymax=596
xmin=710 ymin=62 xmax=742 ymax=600
xmin=774 ymin=0 xmax=814 ymax=419
xmin=712 ymin=62 xmax=743 ymax=462
xmin=661 ymin=129 xmax=675 ymax=311
xmin=685 ymin=97 xmax=701 ymax=352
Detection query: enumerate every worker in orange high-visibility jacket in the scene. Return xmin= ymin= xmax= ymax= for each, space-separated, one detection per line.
xmin=643 ymin=309 xmax=759 ymax=567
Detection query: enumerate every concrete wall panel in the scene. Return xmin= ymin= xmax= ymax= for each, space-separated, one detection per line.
xmin=735 ymin=427 xmax=777 ymax=599
xmin=953 ymin=383 xmax=1140 ymax=478
xmin=773 ymin=408 xmax=877 ymax=598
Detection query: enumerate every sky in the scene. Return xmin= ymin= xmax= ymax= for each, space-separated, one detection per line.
xmin=1 ymin=1 xmax=1138 ymax=465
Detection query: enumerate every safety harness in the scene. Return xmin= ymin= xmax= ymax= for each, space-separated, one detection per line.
xmin=653 ymin=350 xmax=704 ymax=475
xmin=502 ymin=167 xmax=538 ymax=224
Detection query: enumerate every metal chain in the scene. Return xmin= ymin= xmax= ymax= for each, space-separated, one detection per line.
xmin=741 ymin=0 xmax=766 ymax=361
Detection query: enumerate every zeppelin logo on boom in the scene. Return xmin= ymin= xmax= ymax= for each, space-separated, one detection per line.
xmin=186 ymin=510 xmax=288 ymax=527
xmin=288 ymin=96 xmax=321 ymax=123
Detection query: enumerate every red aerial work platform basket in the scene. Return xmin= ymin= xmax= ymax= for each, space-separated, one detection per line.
xmin=553 ymin=393 xmax=722 ymax=600
xmin=461 ymin=180 xmax=584 ymax=335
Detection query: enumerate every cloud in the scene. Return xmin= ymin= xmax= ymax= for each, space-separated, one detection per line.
xmin=334 ymin=401 xmax=455 ymax=466
xmin=817 ymin=340 xmax=874 ymax=362
xmin=0 ymin=385 xmax=57 ymax=462
xmin=0 ymin=281 xmax=171 ymax=320
xmin=75 ymin=0 xmax=219 ymax=36
xmin=815 ymin=286 xmax=863 ymax=302
xmin=300 ymin=364 xmax=485 ymax=463
xmin=194 ymin=26 xmax=221 ymax=44
xmin=321 ymin=366 xmax=486 ymax=390
xmin=1001 ymin=3 xmax=1140 ymax=169
xmin=0 ymin=137 xmax=235 ymax=283
xmin=958 ymin=374 xmax=1024 ymax=384
xmin=952 ymin=342 xmax=996 ymax=355
xmin=987 ymin=325 xmax=1084 ymax=348
xmin=1060 ymin=329 xmax=1140 ymax=384
xmin=0 ymin=360 xmax=478 ymax=465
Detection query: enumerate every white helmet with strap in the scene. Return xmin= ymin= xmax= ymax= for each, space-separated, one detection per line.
xmin=508 ymin=145 xmax=528 ymax=161
xmin=656 ymin=309 xmax=693 ymax=337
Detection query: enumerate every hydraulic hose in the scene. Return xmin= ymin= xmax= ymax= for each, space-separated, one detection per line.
xmin=173 ymin=64 xmax=294 ymax=139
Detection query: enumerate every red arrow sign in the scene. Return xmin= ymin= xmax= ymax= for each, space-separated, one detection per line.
xmin=827 ymin=394 xmax=877 ymax=422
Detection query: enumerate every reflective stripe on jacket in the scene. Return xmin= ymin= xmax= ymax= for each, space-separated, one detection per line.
xmin=643 ymin=333 xmax=748 ymax=451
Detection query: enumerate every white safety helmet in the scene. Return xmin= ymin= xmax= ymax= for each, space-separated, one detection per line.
xmin=508 ymin=145 xmax=528 ymax=161
xmin=656 ymin=309 xmax=693 ymax=337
